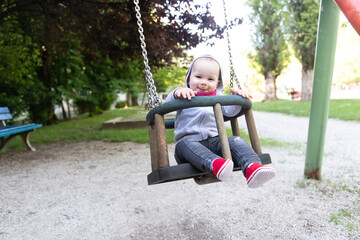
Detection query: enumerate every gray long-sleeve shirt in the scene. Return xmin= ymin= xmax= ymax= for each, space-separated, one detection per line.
xmin=165 ymin=88 xmax=242 ymax=143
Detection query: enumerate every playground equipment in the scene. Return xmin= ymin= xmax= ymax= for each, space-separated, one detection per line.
xmin=133 ymin=0 xmax=272 ymax=185
xmin=305 ymin=0 xmax=360 ymax=179
xmin=333 ymin=0 xmax=360 ymax=36
xmin=134 ymin=0 xmax=360 ymax=182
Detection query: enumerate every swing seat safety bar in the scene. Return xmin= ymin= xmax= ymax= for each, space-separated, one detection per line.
xmin=146 ymin=95 xmax=251 ymax=125
xmin=147 ymin=95 xmax=272 ymax=185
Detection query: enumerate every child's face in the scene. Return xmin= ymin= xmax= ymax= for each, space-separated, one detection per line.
xmin=188 ymin=58 xmax=220 ymax=93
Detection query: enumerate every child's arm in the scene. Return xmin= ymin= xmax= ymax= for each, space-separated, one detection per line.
xmin=174 ymin=88 xmax=197 ymax=100
xmin=230 ymin=88 xmax=252 ymax=99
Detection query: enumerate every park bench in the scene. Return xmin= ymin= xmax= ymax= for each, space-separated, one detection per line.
xmin=0 ymin=107 xmax=42 ymax=151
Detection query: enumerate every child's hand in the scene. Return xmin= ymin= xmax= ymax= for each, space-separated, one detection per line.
xmin=174 ymin=88 xmax=197 ymax=100
xmin=230 ymin=88 xmax=252 ymax=99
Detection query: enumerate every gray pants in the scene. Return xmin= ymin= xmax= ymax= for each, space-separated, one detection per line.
xmin=175 ymin=136 xmax=260 ymax=176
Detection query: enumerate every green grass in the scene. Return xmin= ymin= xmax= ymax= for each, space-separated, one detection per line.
xmin=295 ymin=178 xmax=360 ymax=238
xmin=2 ymin=105 xmax=293 ymax=152
xmin=1 ymin=98 xmax=358 ymax=152
xmin=329 ymin=201 xmax=360 ymax=239
xmin=1 ymin=107 xmax=174 ymax=152
xmin=252 ymin=99 xmax=360 ymax=121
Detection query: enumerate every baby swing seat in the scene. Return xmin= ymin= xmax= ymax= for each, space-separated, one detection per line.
xmin=146 ymin=95 xmax=272 ymax=185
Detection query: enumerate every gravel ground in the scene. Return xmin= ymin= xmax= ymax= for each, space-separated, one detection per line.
xmin=0 ymin=111 xmax=359 ymax=240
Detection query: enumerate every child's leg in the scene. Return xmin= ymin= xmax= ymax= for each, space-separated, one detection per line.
xmin=175 ymin=138 xmax=233 ymax=181
xmin=228 ymin=136 xmax=261 ymax=175
xmin=228 ymin=136 xmax=276 ymax=188
xmin=175 ymin=138 xmax=221 ymax=172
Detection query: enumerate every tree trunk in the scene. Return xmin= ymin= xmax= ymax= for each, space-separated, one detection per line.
xmin=61 ymin=101 xmax=67 ymax=120
xmin=131 ymin=95 xmax=139 ymax=106
xmin=301 ymin=68 xmax=314 ymax=101
xmin=33 ymin=5 xmax=56 ymax=124
xmin=66 ymin=99 xmax=71 ymax=119
xmin=125 ymin=88 xmax=130 ymax=108
xmin=32 ymin=41 xmax=55 ymax=124
xmin=264 ymin=71 xmax=277 ymax=100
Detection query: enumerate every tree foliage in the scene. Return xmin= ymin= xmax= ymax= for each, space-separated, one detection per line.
xmin=286 ymin=0 xmax=319 ymax=71
xmin=152 ymin=64 xmax=187 ymax=93
xmin=0 ymin=0 xmax=226 ymax=123
xmin=0 ymin=17 xmax=41 ymax=118
xmin=285 ymin=0 xmax=319 ymax=101
xmin=247 ymin=0 xmax=290 ymax=100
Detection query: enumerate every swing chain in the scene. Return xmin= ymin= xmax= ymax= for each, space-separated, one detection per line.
xmin=134 ymin=0 xmax=162 ymax=109
xmin=222 ymin=0 xmax=242 ymax=90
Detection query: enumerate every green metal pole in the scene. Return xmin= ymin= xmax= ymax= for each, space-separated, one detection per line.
xmin=304 ymin=0 xmax=340 ymax=180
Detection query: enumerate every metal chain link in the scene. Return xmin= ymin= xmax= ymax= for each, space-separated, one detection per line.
xmin=134 ymin=0 xmax=161 ymax=109
xmin=222 ymin=0 xmax=242 ymax=90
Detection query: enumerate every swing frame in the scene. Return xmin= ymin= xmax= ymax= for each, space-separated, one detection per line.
xmin=146 ymin=95 xmax=271 ymax=185
xmin=133 ymin=0 xmax=272 ymax=185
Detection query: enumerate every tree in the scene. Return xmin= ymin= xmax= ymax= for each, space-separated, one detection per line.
xmin=52 ymin=37 xmax=87 ymax=119
xmin=0 ymin=0 xmax=228 ymax=123
xmin=0 ymin=17 xmax=41 ymax=119
xmin=153 ymin=65 xmax=187 ymax=93
xmin=115 ymin=59 xmax=144 ymax=108
xmin=286 ymin=0 xmax=320 ymax=101
xmin=247 ymin=0 xmax=290 ymax=100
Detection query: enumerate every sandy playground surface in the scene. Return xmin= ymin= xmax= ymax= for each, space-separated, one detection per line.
xmin=0 ymin=111 xmax=359 ymax=240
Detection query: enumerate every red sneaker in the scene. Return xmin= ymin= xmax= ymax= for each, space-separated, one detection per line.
xmin=212 ymin=158 xmax=234 ymax=181
xmin=246 ymin=163 xmax=276 ymax=188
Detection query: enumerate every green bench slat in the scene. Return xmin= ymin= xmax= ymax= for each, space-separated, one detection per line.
xmin=0 ymin=107 xmax=10 ymax=114
xmin=0 ymin=124 xmax=42 ymax=137
xmin=0 ymin=107 xmax=42 ymax=151
xmin=0 ymin=107 xmax=12 ymax=121
xmin=0 ymin=114 xmax=12 ymax=121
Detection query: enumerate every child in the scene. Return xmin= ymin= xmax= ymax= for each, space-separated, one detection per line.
xmin=165 ymin=54 xmax=276 ymax=188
